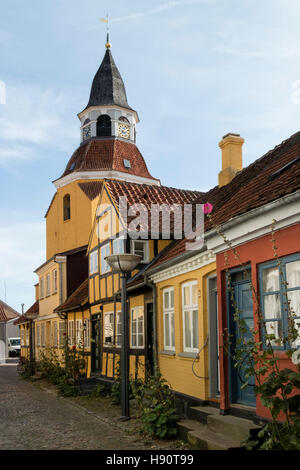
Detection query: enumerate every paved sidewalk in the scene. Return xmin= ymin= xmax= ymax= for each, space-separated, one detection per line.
xmin=0 ymin=364 xmax=180 ymax=450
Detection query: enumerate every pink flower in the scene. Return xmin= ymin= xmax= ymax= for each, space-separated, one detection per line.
xmin=202 ymin=202 xmax=214 ymax=214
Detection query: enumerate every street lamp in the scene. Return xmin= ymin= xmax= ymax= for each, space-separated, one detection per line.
xmin=26 ymin=310 xmax=38 ymax=376
xmin=105 ymin=253 xmax=141 ymax=420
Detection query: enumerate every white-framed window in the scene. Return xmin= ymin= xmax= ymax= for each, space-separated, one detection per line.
xmin=83 ymin=318 xmax=90 ymax=348
xmin=113 ymin=237 xmax=124 ymax=255
xmin=131 ymin=307 xmax=144 ymax=348
xmin=52 ymin=269 xmax=57 ymax=293
xmin=36 ymin=324 xmax=41 ymax=347
xmin=131 ymin=240 xmax=149 ymax=263
xmin=59 ymin=321 xmax=66 ymax=348
xmin=52 ymin=321 xmax=58 ymax=347
xmin=40 ymin=277 xmax=45 ymax=299
xmin=46 ymin=274 xmax=51 ymax=296
xmin=182 ymin=281 xmax=199 ymax=353
xmin=25 ymin=326 xmax=29 ymax=346
xmin=100 ymin=243 xmax=111 ymax=274
xmin=76 ymin=319 xmax=83 ymax=347
xmin=89 ymin=250 xmax=98 ymax=275
xmin=163 ymin=287 xmax=175 ymax=350
xmin=41 ymin=323 xmax=46 ymax=347
xmin=68 ymin=320 xmax=74 ymax=347
xmin=116 ymin=311 xmax=122 ymax=347
xmin=21 ymin=328 xmax=25 ymax=346
xmin=104 ymin=312 xmax=114 ymax=346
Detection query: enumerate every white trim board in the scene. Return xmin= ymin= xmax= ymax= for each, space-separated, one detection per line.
xmin=53 ymin=170 xmax=161 ymax=189
xmin=150 ymin=250 xmax=215 ymax=284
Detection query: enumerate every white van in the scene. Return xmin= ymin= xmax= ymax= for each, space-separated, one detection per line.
xmin=7 ymin=337 xmax=21 ymax=357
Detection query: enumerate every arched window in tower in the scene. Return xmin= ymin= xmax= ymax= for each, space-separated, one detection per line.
xmin=63 ymin=194 xmax=71 ymax=221
xmin=96 ymin=114 xmax=111 ymax=137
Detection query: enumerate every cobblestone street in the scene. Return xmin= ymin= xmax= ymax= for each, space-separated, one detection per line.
xmin=0 ymin=364 xmax=183 ymax=450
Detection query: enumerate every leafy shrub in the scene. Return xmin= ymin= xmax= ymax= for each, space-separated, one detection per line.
xmin=132 ymin=369 xmax=178 ymax=439
xmin=37 ymin=348 xmax=65 ymax=385
xmin=89 ymin=383 xmax=111 ymax=398
xmin=57 ymin=377 xmax=79 ymax=397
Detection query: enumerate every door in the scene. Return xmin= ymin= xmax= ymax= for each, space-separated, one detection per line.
xmin=229 ymin=274 xmax=256 ymax=406
xmin=146 ymin=303 xmax=154 ymax=376
xmin=91 ymin=314 xmax=101 ymax=373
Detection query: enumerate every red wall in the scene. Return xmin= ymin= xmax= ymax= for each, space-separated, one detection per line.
xmin=216 ymin=222 xmax=300 ymax=420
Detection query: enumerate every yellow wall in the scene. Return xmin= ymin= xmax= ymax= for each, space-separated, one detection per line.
xmin=46 ymin=180 xmax=100 ymax=259
xmin=155 ymin=262 xmax=216 ymax=401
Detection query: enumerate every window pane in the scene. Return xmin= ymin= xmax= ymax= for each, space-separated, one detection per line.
xmin=171 ymin=313 xmax=175 ymax=347
xmin=264 ymin=294 xmax=281 ymax=320
xmin=262 ymin=267 xmax=279 ymax=292
xmin=164 ymin=313 xmax=170 ymax=347
xmin=132 ymin=321 xmax=136 ymax=334
xmin=183 ymin=286 xmax=190 ymax=306
xmin=132 ymin=335 xmax=136 ymax=347
xmin=291 ymin=319 xmax=300 ymax=348
xmin=192 ymin=284 xmax=198 ymax=305
xmin=184 ymin=311 xmax=191 ymax=348
xmin=287 ymin=290 xmax=300 ymax=317
xmin=138 ymin=333 xmax=143 ymax=347
xmin=192 ymin=310 xmax=199 ymax=348
xmin=164 ymin=291 xmax=169 ymax=309
xmin=265 ymin=320 xmax=282 ymax=346
xmin=286 ymin=260 xmax=300 ymax=289
xmin=138 ymin=320 xmax=143 ymax=333
xmin=170 ymin=289 xmax=174 ymax=308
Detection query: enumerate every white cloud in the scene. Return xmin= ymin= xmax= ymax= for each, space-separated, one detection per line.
xmin=0 ymin=144 xmax=36 ymax=167
xmin=0 ymin=83 xmax=79 ymax=166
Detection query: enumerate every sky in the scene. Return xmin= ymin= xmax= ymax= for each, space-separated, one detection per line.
xmin=1 ymin=0 xmax=300 ymax=312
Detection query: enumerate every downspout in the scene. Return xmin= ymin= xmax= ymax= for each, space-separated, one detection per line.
xmin=144 ymin=275 xmax=158 ymax=374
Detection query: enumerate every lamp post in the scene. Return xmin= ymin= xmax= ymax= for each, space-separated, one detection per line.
xmin=26 ymin=311 xmax=38 ymax=376
xmin=105 ymin=253 xmax=141 ymax=420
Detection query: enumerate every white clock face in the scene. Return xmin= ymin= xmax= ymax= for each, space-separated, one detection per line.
xmin=82 ymin=125 xmax=91 ymax=140
xmin=118 ymin=123 xmax=130 ymax=139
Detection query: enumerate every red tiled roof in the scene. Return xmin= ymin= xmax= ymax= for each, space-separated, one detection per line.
xmin=104 ymin=179 xmax=204 ymax=234
xmin=58 ymin=138 xmax=159 ymax=182
xmin=0 ymin=300 xmax=20 ymax=322
xmin=148 ymin=130 xmax=300 ymax=272
xmin=54 ymin=278 xmax=88 ymax=313
xmin=14 ymin=314 xmax=28 ymax=326
xmin=26 ymin=300 xmax=39 ymax=316
xmin=78 ymin=181 xmax=103 ymax=200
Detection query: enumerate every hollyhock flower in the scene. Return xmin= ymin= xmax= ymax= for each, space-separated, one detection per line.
xmin=291 ymin=349 xmax=300 ymax=365
xmin=202 ymin=202 xmax=213 ymax=214
xmin=72 ymin=345 xmax=76 ymax=350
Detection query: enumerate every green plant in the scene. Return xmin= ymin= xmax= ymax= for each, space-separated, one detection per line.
xmin=17 ymin=356 xmax=32 ymax=379
xmin=131 ymin=369 xmax=178 ymax=439
xmin=57 ymin=377 xmax=79 ymax=397
xmin=89 ymin=383 xmax=111 ymax=398
xmin=37 ymin=347 xmax=65 ymax=385
xmin=65 ymin=343 xmax=87 ymax=381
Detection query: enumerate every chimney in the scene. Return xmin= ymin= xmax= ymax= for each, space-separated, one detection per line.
xmin=218 ymin=133 xmax=244 ymax=188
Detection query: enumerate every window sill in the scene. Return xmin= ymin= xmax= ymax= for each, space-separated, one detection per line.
xmin=159 ymin=350 xmax=175 ymax=356
xmin=177 ymin=352 xmax=199 ymax=360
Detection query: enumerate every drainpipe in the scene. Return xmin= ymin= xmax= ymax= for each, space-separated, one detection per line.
xmin=144 ymin=276 xmax=158 ymax=374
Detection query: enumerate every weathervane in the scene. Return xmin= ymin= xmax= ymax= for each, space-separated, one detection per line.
xmin=100 ymin=14 xmax=111 ymax=48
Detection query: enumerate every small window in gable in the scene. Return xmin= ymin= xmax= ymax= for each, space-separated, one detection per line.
xmin=123 ymin=159 xmax=131 ymax=169
xmin=63 ymin=194 xmax=71 ymax=221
